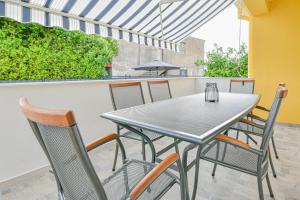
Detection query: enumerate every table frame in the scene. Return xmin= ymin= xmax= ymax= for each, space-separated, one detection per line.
xmin=102 ymin=93 xmax=260 ymax=200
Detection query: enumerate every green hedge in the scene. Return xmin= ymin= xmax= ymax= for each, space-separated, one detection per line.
xmin=0 ymin=17 xmax=118 ymax=80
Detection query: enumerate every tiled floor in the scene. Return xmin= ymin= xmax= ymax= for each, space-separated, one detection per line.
xmin=1 ymin=124 xmax=299 ymax=200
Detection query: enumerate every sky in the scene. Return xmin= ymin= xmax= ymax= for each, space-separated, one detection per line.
xmin=191 ymin=4 xmax=249 ymax=55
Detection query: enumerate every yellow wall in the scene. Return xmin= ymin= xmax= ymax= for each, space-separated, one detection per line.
xmin=247 ymin=0 xmax=300 ymax=124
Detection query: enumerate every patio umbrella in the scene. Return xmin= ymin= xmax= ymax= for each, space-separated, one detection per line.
xmin=133 ymin=60 xmax=180 ymax=76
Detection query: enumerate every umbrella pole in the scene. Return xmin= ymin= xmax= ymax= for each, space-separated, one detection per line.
xmin=138 ymin=36 xmax=141 ymax=65
xmin=159 ymin=3 xmax=164 ymax=64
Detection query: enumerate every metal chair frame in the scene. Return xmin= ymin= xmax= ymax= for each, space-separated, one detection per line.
xmin=243 ymin=83 xmax=284 ymax=160
xmin=20 ymin=98 xmax=187 ymax=200
xmin=147 ymin=80 xmax=183 ymax=169
xmin=229 ymin=83 xmax=285 ymax=178
xmin=229 ymin=79 xmax=255 ymax=94
xmin=229 ymin=80 xmax=280 ymax=177
xmin=109 ymin=82 xmax=164 ymax=171
xmin=147 ymin=80 xmax=172 ymax=102
xmin=229 ymin=79 xmax=255 ymax=139
xmin=230 ymin=120 xmax=278 ymax=178
xmin=229 ymin=79 xmax=257 ymax=145
xmin=200 ymin=86 xmax=288 ymax=200
xmin=241 ymin=112 xmax=280 ymax=160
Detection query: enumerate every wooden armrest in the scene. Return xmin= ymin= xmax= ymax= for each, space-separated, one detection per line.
xmin=217 ymin=135 xmax=263 ymax=156
xmin=130 ymin=153 xmax=179 ymax=200
xmin=247 ymin=113 xmax=266 ymax=122
xmin=255 ymin=105 xmax=270 ymax=112
xmin=215 ymin=134 xmax=250 ymax=149
xmin=86 ymin=133 xmax=117 ymax=152
xmin=240 ymin=119 xmax=264 ymax=129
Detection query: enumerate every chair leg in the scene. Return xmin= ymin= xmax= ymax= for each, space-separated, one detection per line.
xmin=142 ymin=139 xmax=146 ymax=161
xmin=112 ymin=143 xmax=119 ymax=171
xmin=257 ymin=175 xmax=265 ymax=200
xmin=191 ymin=146 xmax=203 ymax=200
xmin=266 ymin=173 xmax=275 ymax=198
xmin=235 ymin=130 xmax=240 ymax=139
xmin=212 ymin=142 xmax=220 ymax=177
xmin=246 ymin=119 xmax=250 ymax=143
xmin=271 ymin=136 xmax=279 ymax=159
xmin=212 ymin=163 xmax=217 ymax=177
xmin=269 ymin=149 xmax=277 ymax=178
xmin=246 ymin=135 xmax=249 ymax=144
xmin=174 ymin=139 xmax=180 ymax=154
xmin=141 ymin=140 xmax=150 ymax=193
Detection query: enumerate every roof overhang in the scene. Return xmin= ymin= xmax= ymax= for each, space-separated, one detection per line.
xmin=237 ymin=0 xmax=272 ymax=20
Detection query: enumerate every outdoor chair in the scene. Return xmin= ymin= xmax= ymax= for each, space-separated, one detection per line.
xmin=147 ymin=80 xmax=172 ymax=102
xmin=229 ymin=79 xmax=255 ymax=139
xmin=229 ymin=79 xmax=255 ymax=94
xmin=229 ymin=80 xmax=280 ymax=175
xmin=229 ymin=83 xmax=285 ymax=177
xmin=109 ymin=82 xmax=164 ymax=171
xmin=242 ymin=82 xmax=286 ymax=160
xmin=19 ymin=98 xmax=186 ymax=200
xmin=200 ymin=85 xmax=288 ymax=200
xmin=147 ymin=79 xmax=181 ymax=158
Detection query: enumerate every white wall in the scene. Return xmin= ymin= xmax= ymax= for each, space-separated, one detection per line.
xmin=0 ymin=77 xmax=198 ymax=183
xmin=197 ymin=77 xmax=231 ymax=92
xmin=0 ymin=77 xmax=250 ymax=183
xmin=195 ymin=77 xmax=253 ymax=92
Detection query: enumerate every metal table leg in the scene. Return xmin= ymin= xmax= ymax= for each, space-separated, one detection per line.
xmin=182 ymin=144 xmax=197 ymax=200
xmin=118 ymin=123 xmax=156 ymax=163
xmin=191 ymin=145 xmax=203 ymax=200
xmin=181 ymin=143 xmax=205 ymax=200
xmin=116 ymin=123 xmax=209 ymax=200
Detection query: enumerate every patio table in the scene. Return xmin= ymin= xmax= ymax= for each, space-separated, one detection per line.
xmin=101 ymin=92 xmax=260 ymax=200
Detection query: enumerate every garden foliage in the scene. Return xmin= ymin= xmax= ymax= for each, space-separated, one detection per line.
xmin=195 ymin=43 xmax=248 ymax=77
xmin=0 ymin=17 xmax=118 ymax=80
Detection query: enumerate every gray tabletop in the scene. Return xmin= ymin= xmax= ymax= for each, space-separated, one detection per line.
xmin=101 ymin=93 xmax=260 ymax=145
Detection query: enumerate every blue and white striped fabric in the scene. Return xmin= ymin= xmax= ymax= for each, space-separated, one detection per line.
xmin=0 ymin=0 xmax=234 ymax=51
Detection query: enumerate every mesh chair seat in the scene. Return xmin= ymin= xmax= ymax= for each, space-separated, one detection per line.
xmin=201 ymin=141 xmax=268 ymax=175
xmin=147 ymin=80 xmax=172 ymax=102
xmin=103 ymin=160 xmax=177 ymax=200
xmin=121 ymin=130 xmax=164 ymax=142
xmin=230 ymin=121 xmax=264 ymax=136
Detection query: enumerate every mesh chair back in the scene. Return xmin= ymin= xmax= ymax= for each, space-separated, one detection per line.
xmin=109 ymin=82 xmax=145 ymax=110
xmin=20 ymin=98 xmax=107 ymax=200
xmin=230 ymin=79 xmax=255 ymax=94
xmin=148 ymin=80 xmax=172 ymax=102
xmin=260 ymin=86 xmax=288 ymax=151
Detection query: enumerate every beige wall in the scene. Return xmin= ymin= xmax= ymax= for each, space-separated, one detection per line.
xmin=112 ymin=40 xmax=161 ymax=76
xmin=112 ymin=37 xmax=205 ymax=76
xmin=171 ymin=37 xmax=205 ymax=67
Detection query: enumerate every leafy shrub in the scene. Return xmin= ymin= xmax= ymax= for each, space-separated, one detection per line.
xmin=0 ymin=17 xmax=118 ymax=80
xmin=195 ymin=43 xmax=248 ymax=77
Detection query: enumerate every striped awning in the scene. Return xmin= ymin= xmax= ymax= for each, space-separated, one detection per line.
xmin=0 ymin=0 xmax=234 ymax=51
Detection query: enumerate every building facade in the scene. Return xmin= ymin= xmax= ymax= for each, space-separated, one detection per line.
xmin=112 ymin=36 xmax=205 ymax=76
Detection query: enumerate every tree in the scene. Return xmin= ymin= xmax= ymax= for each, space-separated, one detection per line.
xmin=195 ymin=43 xmax=248 ymax=77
